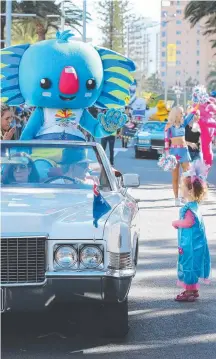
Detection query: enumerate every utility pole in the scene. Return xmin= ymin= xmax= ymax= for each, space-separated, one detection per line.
xmin=82 ymin=0 xmax=87 ymax=42
xmin=165 ymin=24 xmax=168 ymax=104
xmin=61 ymin=0 xmax=65 ymax=32
xmin=164 ymin=14 xmax=176 ymax=104
xmin=183 ymin=70 xmax=187 ymax=110
xmin=5 ymin=0 xmax=12 ymax=47
xmin=127 ymin=24 xmax=129 ymax=57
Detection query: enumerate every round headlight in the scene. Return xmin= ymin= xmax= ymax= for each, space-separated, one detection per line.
xmin=80 ymin=246 xmax=103 ymax=269
xmin=54 ymin=246 xmax=77 ymax=269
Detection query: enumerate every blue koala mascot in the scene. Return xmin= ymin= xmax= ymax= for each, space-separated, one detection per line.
xmin=1 ymin=31 xmax=136 ymax=141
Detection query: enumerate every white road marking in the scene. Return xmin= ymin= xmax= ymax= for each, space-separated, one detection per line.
xmin=37 ymin=332 xmax=67 ymax=339
xmin=114 ymin=148 xmax=128 ymax=157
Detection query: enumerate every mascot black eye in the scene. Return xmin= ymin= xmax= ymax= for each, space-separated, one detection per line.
xmin=86 ymin=78 xmax=96 ymax=90
xmin=40 ymin=78 xmax=52 ymax=89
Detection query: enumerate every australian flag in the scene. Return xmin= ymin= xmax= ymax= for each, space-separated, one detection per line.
xmin=93 ymin=184 xmax=111 ymax=228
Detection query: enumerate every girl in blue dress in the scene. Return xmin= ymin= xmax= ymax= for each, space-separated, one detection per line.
xmin=172 ymin=170 xmax=211 ymax=302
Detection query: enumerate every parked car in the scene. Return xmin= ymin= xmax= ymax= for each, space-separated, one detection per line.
xmin=1 ymin=141 xmax=140 ymax=338
xmin=120 ymin=121 xmax=138 ymax=148
xmin=134 ymin=121 xmax=166 ymax=158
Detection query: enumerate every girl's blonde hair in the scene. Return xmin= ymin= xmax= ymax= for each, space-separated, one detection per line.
xmin=167 ymin=106 xmax=184 ymax=126
xmin=0 ymin=103 xmax=10 ymax=117
xmin=183 ymin=176 xmax=207 ymax=203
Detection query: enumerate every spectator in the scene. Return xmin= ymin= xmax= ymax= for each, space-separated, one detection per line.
xmin=15 ymin=117 xmax=23 ymax=139
xmin=0 ymin=103 xmax=16 ymax=140
xmin=88 ymin=106 xmax=98 ymax=119
xmin=88 ymin=106 xmax=98 ymax=141
xmin=20 ymin=112 xmax=29 ymax=129
xmin=101 ymin=133 xmax=116 ymax=166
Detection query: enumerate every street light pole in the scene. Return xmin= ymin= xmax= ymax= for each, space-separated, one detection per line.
xmin=82 ymin=0 xmax=87 ymax=42
xmin=172 ymin=85 xmax=183 ymax=106
xmin=5 ymin=0 xmax=12 ymax=47
xmin=3 ymin=11 xmax=62 ymax=47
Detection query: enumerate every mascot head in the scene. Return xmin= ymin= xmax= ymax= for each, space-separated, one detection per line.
xmin=191 ymin=85 xmax=216 ymax=122
xmin=210 ymin=90 xmax=216 ymax=98
xmin=1 ymin=30 xmax=135 ymax=110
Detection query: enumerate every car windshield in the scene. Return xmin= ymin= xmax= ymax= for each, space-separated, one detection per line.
xmin=1 ymin=143 xmax=111 ymax=191
xmin=142 ymin=122 xmax=166 ymax=132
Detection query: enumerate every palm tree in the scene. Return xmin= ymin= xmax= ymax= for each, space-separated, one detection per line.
xmin=11 ymin=21 xmax=38 ymax=45
xmin=11 ymin=21 xmax=56 ymax=45
xmin=206 ymin=69 xmax=216 ymax=92
xmin=146 ymin=72 xmax=163 ymax=94
xmin=185 ymin=77 xmax=199 ymax=90
xmin=184 ymin=2 xmax=216 ymax=43
xmin=1 ymin=0 xmax=90 ymax=47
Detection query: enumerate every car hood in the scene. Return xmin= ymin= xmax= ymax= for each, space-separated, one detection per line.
xmin=1 ymin=188 xmax=121 ymax=239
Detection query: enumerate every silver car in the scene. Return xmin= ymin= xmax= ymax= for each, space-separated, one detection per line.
xmin=1 ymin=141 xmax=140 ymax=337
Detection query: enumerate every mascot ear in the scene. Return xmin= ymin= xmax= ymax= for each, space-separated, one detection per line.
xmin=1 ymin=44 xmax=30 ymax=105
xmin=95 ymin=47 xmax=136 ymax=109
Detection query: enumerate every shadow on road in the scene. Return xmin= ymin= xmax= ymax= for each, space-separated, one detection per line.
xmin=2 ymin=151 xmax=215 ymax=359
xmin=2 ymin=236 xmax=216 ymax=359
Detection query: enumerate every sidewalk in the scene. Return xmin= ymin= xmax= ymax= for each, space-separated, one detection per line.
xmin=131 ymin=184 xmax=216 ymax=306
xmin=131 ymin=184 xmax=216 ymax=290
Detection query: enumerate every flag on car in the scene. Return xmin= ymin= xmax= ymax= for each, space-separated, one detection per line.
xmin=93 ymin=184 xmax=111 ymax=228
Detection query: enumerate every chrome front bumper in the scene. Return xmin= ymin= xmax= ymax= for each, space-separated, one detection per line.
xmin=1 ymin=275 xmax=132 ymax=313
xmin=1 ymin=237 xmax=136 ymax=312
xmin=135 ymin=145 xmax=164 ymax=153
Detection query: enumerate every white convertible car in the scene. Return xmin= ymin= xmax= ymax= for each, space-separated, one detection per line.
xmin=1 ymin=141 xmax=140 ymax=337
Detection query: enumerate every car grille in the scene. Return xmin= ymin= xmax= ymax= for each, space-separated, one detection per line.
xmin=151 ymin=139 xmax=164 ymax=147
xmin=1 ymin=237 xmax=46 ymax=285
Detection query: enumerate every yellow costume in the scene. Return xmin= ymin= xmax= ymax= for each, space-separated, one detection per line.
xmin=149 ymin=100 xmax=170 ymax=122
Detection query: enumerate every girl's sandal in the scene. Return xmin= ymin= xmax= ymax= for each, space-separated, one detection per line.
xmin=175 ymin=291 xmax=196 ymax=302
xmin=193 ymin=290 xmax=199 ymax=298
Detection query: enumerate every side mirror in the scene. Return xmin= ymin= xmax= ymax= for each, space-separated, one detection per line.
xmin=122 ymin=173 xmax=140 ymax=188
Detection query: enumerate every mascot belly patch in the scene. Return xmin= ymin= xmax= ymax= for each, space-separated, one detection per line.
xmin=36 ymin=108 xmax=85 ymax=140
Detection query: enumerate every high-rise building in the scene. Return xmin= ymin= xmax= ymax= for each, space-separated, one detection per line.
xmin=160 ymin=0 xmax=214 ymax=89
xmin=127 ymin=16 xmax=160 ymax=82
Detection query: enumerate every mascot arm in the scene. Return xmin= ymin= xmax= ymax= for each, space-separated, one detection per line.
xmin=206 ymin=122 xmax=216 ymax=129
xmin=80 ymin=109 xmax=126 ymax=138
xmin=184 ymin=113 xmax=195 ymax=127
xmin=80 ymin=110 xmax=109 ymax=138
xmin=20 ymin=108 xmax=44 ymax=140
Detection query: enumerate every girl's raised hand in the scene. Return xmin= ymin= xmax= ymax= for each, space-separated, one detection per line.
xmin=172 ymin=221 xmax=179 ymax=229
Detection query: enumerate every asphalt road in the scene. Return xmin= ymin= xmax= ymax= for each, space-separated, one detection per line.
xmin=2 ymin=142 xmax=216 ymax=359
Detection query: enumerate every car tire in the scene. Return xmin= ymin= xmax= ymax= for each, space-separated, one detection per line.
xmin=102 ymin=299 xmax=129 ymax=338
xmin=135 ymin=149 xmax=140 ymax=158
